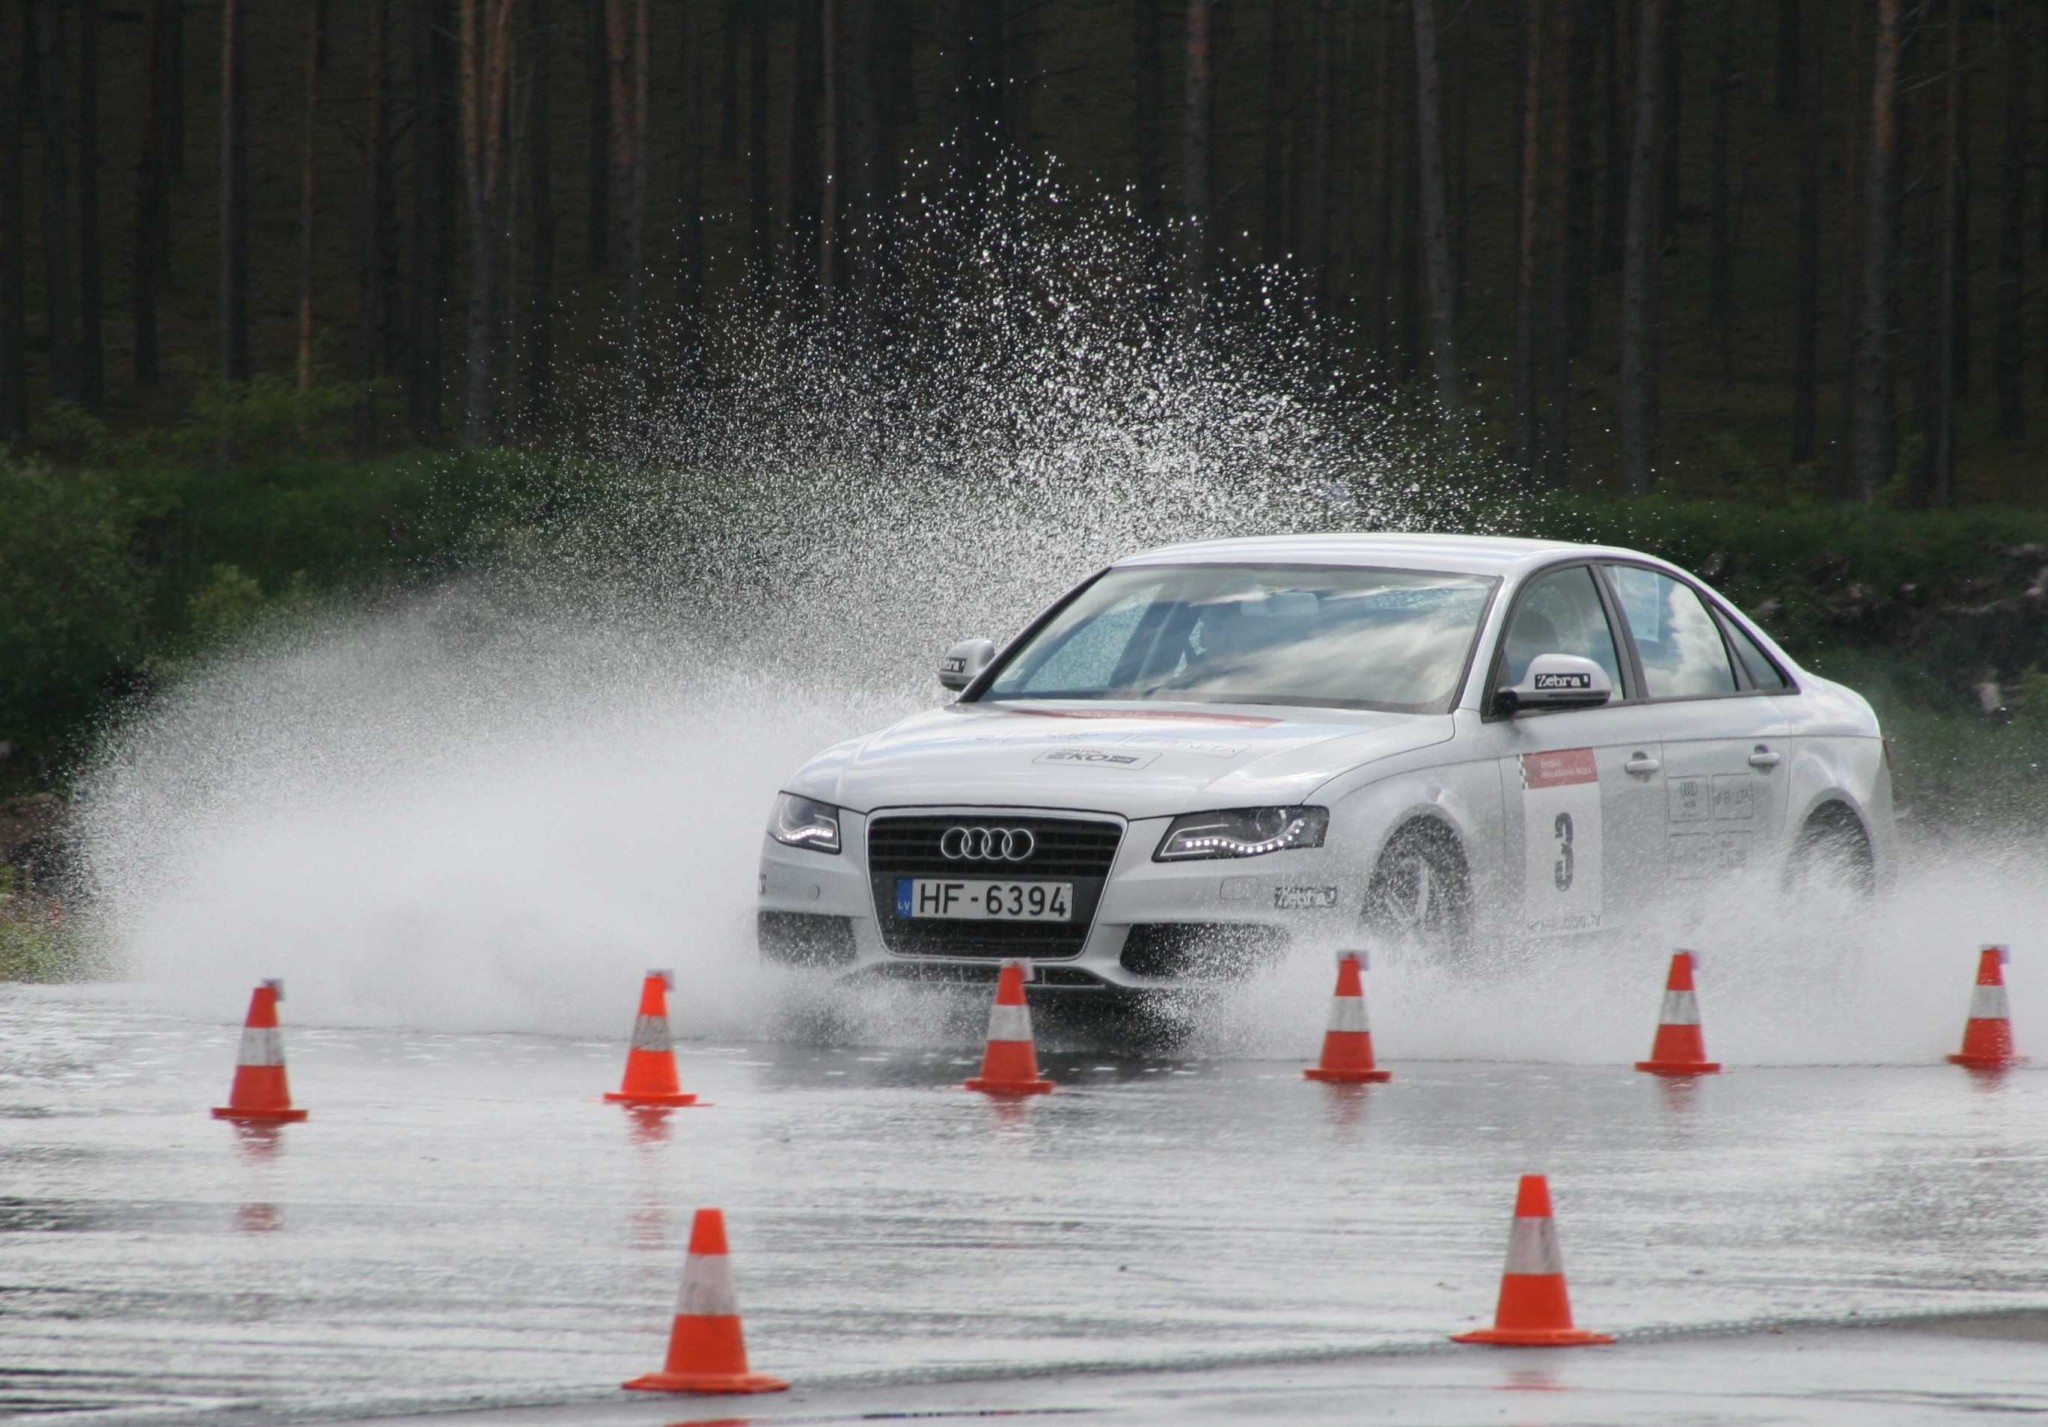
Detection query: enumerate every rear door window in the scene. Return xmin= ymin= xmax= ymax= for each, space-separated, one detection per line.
xmin=1606 ymin=565 xmax=1737 ymax=699
xmin=1717 ymin=613 xmax=1791 ymax=690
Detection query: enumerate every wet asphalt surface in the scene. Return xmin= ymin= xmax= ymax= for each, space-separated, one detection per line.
xmin=2 ymin=984 xmax=2044 ymax=1424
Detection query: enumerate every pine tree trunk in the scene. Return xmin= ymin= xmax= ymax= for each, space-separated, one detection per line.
xmin=1851 ymin=0 xmax=1901 ymax=502
xmin=604 ymin=0 xmax=649 ymax=382
xmin=820 ymin=0 xmax=839 ymax=308
xmin=1134 ymin=0 xmax=1164 ymax=233
xmin=1564 ymin=0 xmax=1595 ymax=350
xmin=785 ymin=2 xmax=823 ymax=294
xmin=1658 ymin=0 xmax=1683 ymax=240
xmin=76 ymin=0 xmax=101 ymax=410
xmin=0 ymin=0 xmax=24 ymax=443
xmin=523 ymin=0 xmax=555 ymax=427
xmin=460 ymin=0 xmax=514 ymax=446
xmin=1545 ymin=0 xmax=1577 ymax=484
xmin=32 ymin=0 xmax=76 ymax=403
xmin=1774 ymin=0 xmax=1798 ymax=112
xmin=296 ymin=2 xmax=324 ymax=394
xmin=1003 ymin=0 xmax=1036 ymax=149
xmin=163 ymin=0 xmax=184 ymax=181
xmin=717 ymin=0 xmax=738 ymax=164
xmin=1184 ymin=0 xmax=1212 ymax=301
xmin=133 ymin=0 xmax=176 ymax=387
xmin=1927 ymin=0 xmax=1962 ymax=506
xmin=1708 ymin=0 xmax=1732 ymax=383
xmin=1952 ymin=46 xmax=1972 ymax=401
xmin=1412 ymin=0 xmax=1460 ymax=408
xmin=1262 ymin=0 xmax=1291 ymax=266
xmin=1515 ymin=0 xmax=1544 ymax=473
xmin=219 ymin=0 xmax=249 ymax=387
xmin=1598 ymin=0 xmax=1625 ymax=273
xmin=676 ymin=0 xmax=705 ymax=373
xmin=409 ymin=0 xmax=456 ymax=436
xmin=357 ymin=0 xmax=391 ymax=452
xmin=1371 ymin=0 xmax=1397 ymax=362
xmin=1833 ymin=0 xmax=1867 ymax=490
xmin=1620 ymin=0 xmax=1664 ymax=492
xmin=584 ymin=0 xmax=610 ymax=273
xmin=1791 ymin=0 xmax=1820 ymax=462
xmin=1307 ymin=0 xmax=1334 ymax=307
xmin=1994 ymin=0 xmax=2027 ymax=438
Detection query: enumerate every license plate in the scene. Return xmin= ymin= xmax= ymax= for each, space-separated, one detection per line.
xmin=895 ymin=878 xmax=1073 ymax=922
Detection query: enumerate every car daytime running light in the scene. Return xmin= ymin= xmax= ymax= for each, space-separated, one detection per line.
xmin=1153 ymin=806 xmax=1329 ymax=862
xmin=768 ymin=793 xmax=842 ymax=854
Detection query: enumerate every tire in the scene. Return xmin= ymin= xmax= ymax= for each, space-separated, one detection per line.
xmin=1784 ymin=803 xmax=1876 ymax=907
xmin=1362 ymin=820 xmax=1473 ymax=962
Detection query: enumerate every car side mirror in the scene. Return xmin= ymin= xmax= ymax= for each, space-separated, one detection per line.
xmin=1495 ymin=653 xmax=1613 ymax=715
xmin=939 ymin=638 xmax=996 ymax=691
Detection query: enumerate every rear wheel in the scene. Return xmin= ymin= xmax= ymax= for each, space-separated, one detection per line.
xmin=1784 ymin=803 xmax=1876 ymax=908
xmin=1362 ymin=820 xmax=1473 ymax=962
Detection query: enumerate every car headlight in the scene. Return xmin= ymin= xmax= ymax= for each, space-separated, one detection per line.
xmin=1153 ymin=806 xmax=1329 ymax=861
xmin=768 ymin=793 xmax=841 ymax=854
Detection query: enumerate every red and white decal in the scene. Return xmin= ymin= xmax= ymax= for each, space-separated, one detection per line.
xmin=1519 ymin=748 xmax=1603 ymax=933
xmin=1521 ymin=747 xmax=1599 ymax=790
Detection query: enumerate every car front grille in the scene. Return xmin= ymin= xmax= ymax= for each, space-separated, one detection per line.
xmin=867 ymin=814 xmax=1124 ymax=959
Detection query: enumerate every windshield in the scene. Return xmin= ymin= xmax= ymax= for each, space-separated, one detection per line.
xmin=977 ymin=564 xmax=1497 ymax=713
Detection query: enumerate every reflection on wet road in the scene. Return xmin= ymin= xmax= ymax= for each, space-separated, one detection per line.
xmin=2 ymin=986 xmax=2043 ymax=1422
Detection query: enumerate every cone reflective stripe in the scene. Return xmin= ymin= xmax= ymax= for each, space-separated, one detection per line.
xmin=622 ymin=1208 xmax=789 ymax=1395
xmin=1451 ymin=1174 xmax=1613 ymax=1346
xmin=1950 ymin=946 xmax=2027 ymax=1068
xmin=964 ymin=961 xmax=1054 ymax=1095
xmin=1304 ymin=952 xmax=1391 ymax=1083
xmin=605 ymin=970 xmax=703 ymax=1107
xmin=1634 ymin=951 xmax=1721 ymax=1076
xmin=212 ymin=980 xmax=308 ymax=1123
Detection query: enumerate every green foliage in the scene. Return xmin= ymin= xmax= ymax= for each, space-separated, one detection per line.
xmin=168 ymin=377 xmax=359 ymax=465
xmin=0 ymin=868 xmax=97 ymax=983
xmin=0 ymin=460 xmax=147 ymax=756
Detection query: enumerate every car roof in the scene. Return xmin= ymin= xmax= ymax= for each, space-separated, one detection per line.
xmin=1112 ymin=532 xmax=1664 ymax=578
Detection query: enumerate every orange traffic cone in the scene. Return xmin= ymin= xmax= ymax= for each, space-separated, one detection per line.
xmin=1635 ymin=951 xmax=1722 ymax=1076
xmin=212 ymin=980 xmax=309 ymax=1124
xmin=1304 ymin=952 xmax=1391 ymax=1083
xmin=1949 ymin=945 xmax=2026 ymax=1069
xmin=964 ymin=961 xmax=1054 ymax=1096
xmin=605 ymin=970 xmax=703 ymax=1107
xmin=1451 ymin=1174 xmax=1613 ymax=1346
xmin=623 ymin=1208 xmax=789 ymax=1395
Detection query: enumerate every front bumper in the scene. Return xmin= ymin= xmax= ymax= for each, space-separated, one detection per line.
xmin=756 ymin=807 xmax=1356 ymax=991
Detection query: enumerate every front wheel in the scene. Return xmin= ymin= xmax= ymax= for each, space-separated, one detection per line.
xmin=1361 ymin=821 xmax=1473 ymax=963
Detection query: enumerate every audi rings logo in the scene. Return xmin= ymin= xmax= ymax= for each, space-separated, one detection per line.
xmin=940 ymin=825 xmax=1037 ymax=862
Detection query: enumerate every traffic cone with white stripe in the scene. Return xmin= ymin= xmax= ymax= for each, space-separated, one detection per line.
xmin=1635 ymin=951 xmax=1722 ymax=1076
xmin=211 ymin=980 xmax=309 ymax=1124
xmin=1452 ymin=1174 xmax=1612 ymax=1346
xmin=1304 ymin=952 xmax=1391 ymax=1083
xmin=964 ymin=961 xmax=1054 ymax=1096
xmin=1949 ymin=946 xmax=2026 ymax=1069
xmin=622 ymin=1207 xmax=789 ymax=1395
xmin=605 ymin=971 xmax=702 ymax=1107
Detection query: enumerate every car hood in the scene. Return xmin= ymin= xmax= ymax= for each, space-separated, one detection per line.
xmin=788 ymin=701 xmax=1455 ymax=821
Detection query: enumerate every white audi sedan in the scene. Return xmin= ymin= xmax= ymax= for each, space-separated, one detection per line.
xmin=757 ymin=534 xmax=1891 ymax=993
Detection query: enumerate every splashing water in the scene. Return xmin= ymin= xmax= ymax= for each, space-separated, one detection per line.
xmin=72 ymin=173 xmax=2046 ymax=1060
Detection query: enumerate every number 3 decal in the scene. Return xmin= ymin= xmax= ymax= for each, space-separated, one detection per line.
xmin=1553 ymin=812 xmax=1575 ymax=891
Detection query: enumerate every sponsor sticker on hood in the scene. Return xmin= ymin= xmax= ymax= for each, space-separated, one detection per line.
xmin=1035 ymin=748 xmax=1161 ymax=770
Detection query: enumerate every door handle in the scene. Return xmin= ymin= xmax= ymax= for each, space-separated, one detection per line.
xmin=1748 ymin=747 xmax=1782 ymax=770
xmin=1624 ymin=753 xmax=1661 ymax=776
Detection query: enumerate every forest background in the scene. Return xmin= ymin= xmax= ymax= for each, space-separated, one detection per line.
xmin=8 ymin=0 xmax=2048 ymax=843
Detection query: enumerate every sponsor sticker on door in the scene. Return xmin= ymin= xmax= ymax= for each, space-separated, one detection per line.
xmin=1520 ymin=748 xmax=1602 ymax=932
